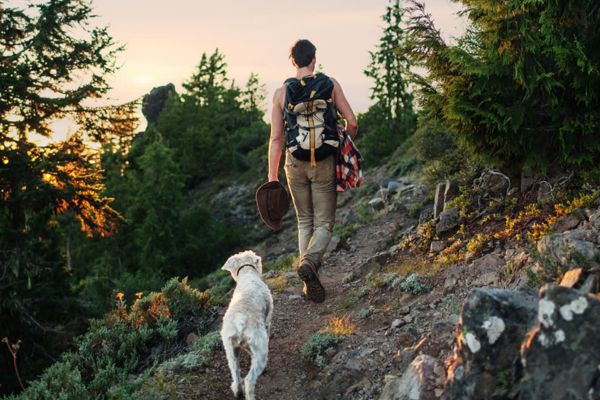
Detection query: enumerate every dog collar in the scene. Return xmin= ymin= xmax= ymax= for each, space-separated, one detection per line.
xmin=236 ymin=264 xmax=258 ymax=277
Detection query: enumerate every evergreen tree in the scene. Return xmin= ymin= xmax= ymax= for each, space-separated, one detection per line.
xmin=403 ymin=0 xmax=600 ymax=171
xmin=241 ymin=72 xmax=267 ymax=121
xmin=0 ymin=1 xmax=128 ymax=392
xmin=361 ymin=0 xmax=416 ymax=161
xmin=182 ymin=49 xmax=229 ymax=107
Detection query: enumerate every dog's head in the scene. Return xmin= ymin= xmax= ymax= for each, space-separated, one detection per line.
xmin=221 ymin=250 xmax=263 ymax=281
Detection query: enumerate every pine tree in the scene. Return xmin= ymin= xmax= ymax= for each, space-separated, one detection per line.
xmin=361 ymin=0 xmax=416 ymax=161
xmin=403 ymin=0 xmax=600 ymax=172
xmin=0 ymin=1 xmax=127 ymax=392
xmin=241 ymin=72 xmax=267 ymax=121
xmin=182 ymin=49 xmax=229 ymax=107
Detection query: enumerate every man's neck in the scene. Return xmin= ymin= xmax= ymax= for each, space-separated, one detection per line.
xmin=295 ymin=66 xmax=315 ymax=79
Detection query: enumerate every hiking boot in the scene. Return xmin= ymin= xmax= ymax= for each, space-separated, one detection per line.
xmin=297 ymin=259 xmax=325 ymax=303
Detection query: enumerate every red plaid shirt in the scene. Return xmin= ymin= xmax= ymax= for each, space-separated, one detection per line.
xmin=336 ymin=125 xmax=363 ymax=192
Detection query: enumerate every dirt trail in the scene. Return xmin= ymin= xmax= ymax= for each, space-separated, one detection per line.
xmin=256 ymin=209 xmax=410 ymax=400
xmin=177 ymin=208 xmax=412 ymax=400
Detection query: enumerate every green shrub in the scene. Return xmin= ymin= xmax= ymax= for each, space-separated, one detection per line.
xmin=413 ymin=122 xmax=455 ymax=161
xmin=161 ymin=277 xmax=211 ymax=319
xmin=157 ymin=331 xmax=221 ymax=375
xmin=301 ymin=333 xmax=342 ymax=368
xmin=400 ymin=273 xmax=431 ymax=295
xmin=7 ymin=278 xmax=213 ymax=400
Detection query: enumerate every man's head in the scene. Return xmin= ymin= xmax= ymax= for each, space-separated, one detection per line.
xmin=290 ymin=39 xmax=316 ymax=69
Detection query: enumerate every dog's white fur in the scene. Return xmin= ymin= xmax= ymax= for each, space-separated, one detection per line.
xmin=220 ymin=250 xmax=273 ymax=400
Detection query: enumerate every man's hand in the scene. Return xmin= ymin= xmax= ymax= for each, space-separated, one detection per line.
xmin=268 ymin=87 xmax=285 ymax=182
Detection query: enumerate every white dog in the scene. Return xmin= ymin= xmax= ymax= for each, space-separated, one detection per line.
xmin=221 ymin=250 xmax=273 ymax=400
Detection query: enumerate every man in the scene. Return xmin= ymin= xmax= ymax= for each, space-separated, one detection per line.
xmin=267 ymin=39 xmax=358 ymax=303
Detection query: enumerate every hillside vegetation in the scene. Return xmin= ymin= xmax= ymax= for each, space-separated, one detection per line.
xmin=2 ymin=0 xmax=600 ymax=398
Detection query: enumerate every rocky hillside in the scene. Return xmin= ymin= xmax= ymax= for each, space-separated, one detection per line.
xmin=8 ymin=157 xmax=599 ymax=400
xmin=154 ymin=162 xmax=600 ymax=399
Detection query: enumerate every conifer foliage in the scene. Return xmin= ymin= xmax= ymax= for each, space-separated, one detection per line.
xmin=404 ymin=0 xmax=600 ymax=171
xmin=360 ymin=0 xmax=416 ymax=161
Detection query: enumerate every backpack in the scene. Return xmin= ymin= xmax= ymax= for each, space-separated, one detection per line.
xmin=283 ymin=73 xmax=339 ymax=166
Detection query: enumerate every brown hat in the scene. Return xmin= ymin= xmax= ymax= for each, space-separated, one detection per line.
xmin=256 ymin=181 xmax=290 ymax=231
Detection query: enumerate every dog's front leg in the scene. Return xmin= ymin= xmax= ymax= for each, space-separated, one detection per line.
xmin=223 ymin=337 xmax=243 ymax=397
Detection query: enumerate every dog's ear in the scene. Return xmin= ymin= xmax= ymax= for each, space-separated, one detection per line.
xmin=221 ymin=254 xmax=240 ymax=280
xmin=249 ymin=251 xmax=263 ymax=275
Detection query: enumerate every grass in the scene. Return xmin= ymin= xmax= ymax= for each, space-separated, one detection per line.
xmin=323 ymin=315 xmax=356 ymax=336
xmin=334 ymin=223 xmax=358 ymax=239
xmin=301 ymin=315 xmax=355 ymax=368
xmin=264 ymin=253 xmax=298 ymax=273
xmin=266 ymin=275 xmax=288 ymax=293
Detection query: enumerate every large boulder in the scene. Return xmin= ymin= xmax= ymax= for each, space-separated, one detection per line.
xmin=537 ymin=209 xmax=600 ymax=271
xmin=142 ymin=83 xmax=178 ymax=125
xmin=519 ymin=285 xmax=600 ymax=399
xmin=379 ymin=355 xmax=443 ymax=400
xmin=444 ymin=289 xmax=537 ymax=400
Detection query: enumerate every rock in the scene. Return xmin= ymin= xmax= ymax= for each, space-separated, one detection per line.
xmin=142 ymin=83 xmax=178 ymax=126
xmin=551 ymin=213 xmax=583 ymax=233
xmin=370 ymin=198 xmax=386 ymax=211
xmin=579 ymin=273 xmax=598 ymax=293
xmin=537 ymin=219 xmax=600 ymax=270
xmin=443 ymin=277 xmax=458 ymax=294
xmin=379 ymin=354 xmax=442 ymax=400
xmin=186 ymin=332 xmax=199 ymax=346
xmin=418 ymin=206 xmax=434 ymax=225
xmin=520 ymin=285 xmax=600 ymax=399
xmin=559 ymin=268 xmax=584 ymax=288
xmin=380 ymin=187 xmax=391 ymax=201
xmin=477 ymin=170 xmax=510 ymax=198
xmin=288 ymin=294 xmax=302 ymax=301
xmin=342 ymin=209 xmax=360 ymax=226
xmin=537 ymin=182 xmax=553 ymax=203
xmin=391 ymin=319 xmax=404 ymax=330
xmin=443 ymin=180 xmax=460 ymax=210
xmin=429 ymin=240 xmax=445 ymax=254
xmin=315 ymin=349 xmax=371 ymax=399
xmin=388 ymin=180 xmax=403 ymax=194
xmin=436 ymin=208 xmax=460 ymax=235
xmin=434 ymin=183 xmax=445 ymax=219
xmin=444 ymin=289 xmax=537 ymax=400
xmin=471 ymin=253 xmax=504 ymax=270
xmin=398 ymin=306 xmax=411 ymax=315
xmin=379 ymin=178 xmax=392 ymax=189
xmin=399 ymin=184 xmax=416 ymax=196
xmin=520 ymin=168 xmax=535 ymax=194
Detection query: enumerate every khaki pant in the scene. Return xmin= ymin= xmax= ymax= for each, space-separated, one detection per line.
xmin=284 ymin=152 xmax=337 ymax=265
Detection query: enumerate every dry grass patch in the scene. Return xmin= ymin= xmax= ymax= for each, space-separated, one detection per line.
xmin=323 ymin=315 xmax=356 ymax=337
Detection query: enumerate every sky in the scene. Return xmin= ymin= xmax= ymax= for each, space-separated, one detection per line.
xmin=18 ymin=0 xmax=467 ymax=137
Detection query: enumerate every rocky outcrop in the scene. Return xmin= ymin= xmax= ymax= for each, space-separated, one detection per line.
xmin=537 ymin=209 xmax=600 ymax=271
xmin=444 ymin=289 xmax=537 ymax=400
xmin=379 ymin=355 xmax=443 ymax=400
xmin=519 ymin=285 xmax=600 ymax=399
xmin=142 ymin=83 xmax=178 ymax=125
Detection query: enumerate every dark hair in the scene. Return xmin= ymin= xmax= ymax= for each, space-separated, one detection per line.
xmin=290 ymin=39 xmax=316 ymax=68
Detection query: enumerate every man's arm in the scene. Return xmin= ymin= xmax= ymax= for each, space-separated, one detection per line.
xmin=331 ymin=78 xmax=358 ymax=139
xmin=268 ymin=87 xmax=285 ymax=182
